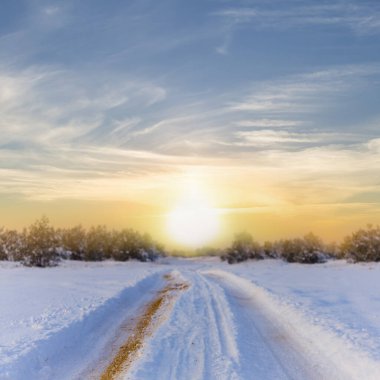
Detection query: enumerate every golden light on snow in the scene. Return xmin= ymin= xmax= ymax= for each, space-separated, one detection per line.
xmin=166 ymin=185 xmax=219 ymax=247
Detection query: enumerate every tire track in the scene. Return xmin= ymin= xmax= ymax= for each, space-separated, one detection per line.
xmin=127 ymin=270 xmax=240 ymax=380
xmin=101 ymin=273 xmax=189 ymax=380
xmin=204 ymin=270 xmax=343 ymax=380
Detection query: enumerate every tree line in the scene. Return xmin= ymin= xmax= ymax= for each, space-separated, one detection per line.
xmin=1 ymin=218 xmax=379 ymax=267
xmin=222 ymin=225 xmax=380 ymax=264
xmin=0 ymin=217 xmax=164 ymax=267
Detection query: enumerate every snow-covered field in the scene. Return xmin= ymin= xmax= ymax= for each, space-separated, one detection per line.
xmin=226 ymin=260 xmax=380 ymax=361
xmin=1 ymin=258 xmax=380 ymax=379
xmin=0 ymin=261 xmax=165 ymax=379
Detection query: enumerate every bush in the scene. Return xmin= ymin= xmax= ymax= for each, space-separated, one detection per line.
xmin=262 ymin=241 xmax=279 ymax=259
xmin=222 ymin=232 xmax=330 ymax=264
xmin=0 ymin=228 xmax=7 ymax=260
xmin=279 ymin=233 xmax=329 ymax=264
xmin=138 ymin=233 xmax=164 ymax=261
xmin=110 ymin=229 xmax=132 ymax=261
xmin=0 ymin=229 xmax=25 ymax=261
xmin=222 ymin=232 xmax=264 ymax=264
xmin=110 ymin=229 xmax=161 ymax=262
xmin=61 ymin=225 xmax=87 ymax=260
xmin=22 ymin=217 xmax=59 ymax=267
xmin=340 ymin=225 xmax=380 ymax=262
xmin=0 ymin=218 xmax=165 ymax=266
xmin=84 ymin=225 xmax=111 ymax=261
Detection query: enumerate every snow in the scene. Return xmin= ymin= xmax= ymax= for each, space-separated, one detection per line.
xmin=224 ymin=259 xmax=380 ymax=362
xmin=0 ymin=260 xmax=165 ymax=379
xmin=204 ymin=267 xmax=380 ymax=379
xmin=1 ymin=258 xmax=380 ymax=379
xmin=128 ymin=270 xmax=240 ymax=380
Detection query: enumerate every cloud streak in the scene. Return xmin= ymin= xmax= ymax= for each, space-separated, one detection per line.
xmin=216 ymin=3 xmax=380 ymax=33
xmin=213 ymin=1 xmax=380 ymax=54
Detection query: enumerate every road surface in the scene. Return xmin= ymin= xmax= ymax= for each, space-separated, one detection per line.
xmin=100 ymin=268 xmax=347 ymax=380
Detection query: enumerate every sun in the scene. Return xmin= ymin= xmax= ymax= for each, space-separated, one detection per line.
xmin=166 ymin=195 xmax=219 ymax=248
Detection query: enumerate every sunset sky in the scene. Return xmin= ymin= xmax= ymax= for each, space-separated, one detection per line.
xmin=1 ymin=0 xmax=380 ymax=247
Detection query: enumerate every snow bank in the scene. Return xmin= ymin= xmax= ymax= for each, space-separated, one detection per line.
xmin=0 ymin=261 xmax=164 ymax=379
xmin=215 ymin=260 xmax=380 ymax=379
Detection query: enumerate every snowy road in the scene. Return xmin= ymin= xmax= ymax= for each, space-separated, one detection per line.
xmin=124 ymin=269 xmax=346 ymax=380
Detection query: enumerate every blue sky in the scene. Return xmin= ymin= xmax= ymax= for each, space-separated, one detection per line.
xmin=1 ymin=0 xmax=380 ymax=240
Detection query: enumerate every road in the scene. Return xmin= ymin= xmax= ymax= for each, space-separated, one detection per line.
xmin=118 ymin=269 xmax=346 ymax=380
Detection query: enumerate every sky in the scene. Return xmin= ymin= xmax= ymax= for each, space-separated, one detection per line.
xmin=1 ymin=0 xmax=380 ymax=247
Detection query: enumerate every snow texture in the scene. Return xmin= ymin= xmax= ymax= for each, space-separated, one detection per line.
xmin=1 ymin=258 xmax=380 ymax=379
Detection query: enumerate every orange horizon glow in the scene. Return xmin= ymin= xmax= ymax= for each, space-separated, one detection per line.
xmin=1 ymin=164 xmax=379 ymax=249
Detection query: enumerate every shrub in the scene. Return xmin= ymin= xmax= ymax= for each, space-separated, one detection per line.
xmin=262 ymin=240 xmax=280 ymax=259
xmin=0 ymin=229 xmax=25 ymax=261
xmin=222 ymin=232 xmax=330 ymax=264
xmin=0 ymin=228 xmax=7 ymax=260
xmin=61 ymin=225 xmax=87 ymax=260
xmin=84 ymin=225 xmax=110 ymax=261
xmin=222 ymin=232 xmax=264 ymax=264
xmin=111 ymin=229 xmax=142 ymax=261
xmin=138 ymin=233 xmax=163 ymax=262
xmin=0 ymin=218 xmax=164 ymax=265
xmin=22 ymin=217 xmax=59 ymax=267
xmin=280 ymin=233 xmax=329 ymax=264
xmin=340 ymin=225 xmax=380 ymax=262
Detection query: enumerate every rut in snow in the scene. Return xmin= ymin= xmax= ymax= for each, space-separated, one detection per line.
xmin=100 ymin=273 xmax=189 ymax=380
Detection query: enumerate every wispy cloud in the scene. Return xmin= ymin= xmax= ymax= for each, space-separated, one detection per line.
xmin=0 ymin=65 xmax=167 ymax=146
xmin=228 ymin=65 xmax=380 ymax=118
xmin=214 ymin=1 xmax=380 ymax=53
xmin=234 ymin=119 xmax=302 ymax=128
xmin=236 ymin=130 xmax=325 ymax=146
xmin=216 ymin=2 xmax=380 ymax=33
xmin=0 ymin=63 xmax=172 ymax=201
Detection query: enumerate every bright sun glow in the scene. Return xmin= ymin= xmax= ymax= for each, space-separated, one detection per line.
xmin=166 ymin=188 xmax=219 ymax=247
